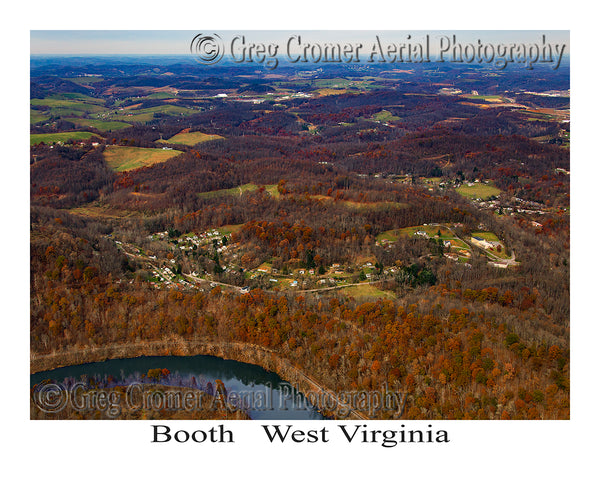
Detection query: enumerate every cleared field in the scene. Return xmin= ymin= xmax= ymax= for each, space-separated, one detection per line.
xmin=33 ymin=93 xmax=105 ymax=104
xmin=198 ymin=183 xmax=279 ymax=199
xmin=103 ymin=146 xmax=181 ymax=172
xmin=69 ymin=203 xmax=141 ymax=219
xmin=376 ymin=230 xmax=400 ymax=242
xmin=314 ymin=78 xmax=354 ymax=88
xmin=163 ymin=131 xmax=224 ymax=146
xmin=308 ymin=195 xmax=407 ymax=210
xmin=421 ymin=177 xmax=442 ymax=184
xmin=398 ymin=225 xmax=449 ymax=237
xmin=456 ymin=182 xmax=502 ymax=200
xmin=30 ymin=131 xmax=98 ymax=145
xmin=371 ymin=109 xmax=400 ymax=122
xmin=471 ymin=231 xmax=511 ymax=259
xmin=31 ymin=95 xmax=107 ymax=117
xmin=463 ymin=94 xmax=503 ymax=102
xmin=115 ymin=105 xmax=198 ymax=123
xmin=30 ymin=110 xmax=50 ymax=124
xmin=315 ymin=88 xmax=351 ymax=96
xmin=345 ymin=200 xmax=408 ymax=210
xmin=342 ymin=283 xmax=396 ymax=300
xmin=146 ymin=92 xmax=178 ymax=99
xmin=65 ymin=76 xmax=104 ymax=85
xmin=217 ymin=224 xmax=244 ymax=235
xmin=65 ymin=118 xmax=132 ymax=131
xmin=471 ymin=231 xmax=500 ymax=241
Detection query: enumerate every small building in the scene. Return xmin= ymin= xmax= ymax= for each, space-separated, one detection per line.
xmin=470 ymin=236 xmax=501 ymax=249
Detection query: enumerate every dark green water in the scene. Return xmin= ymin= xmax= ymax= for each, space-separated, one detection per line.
xmin=31 ymin=355 xmax=325 ymax=420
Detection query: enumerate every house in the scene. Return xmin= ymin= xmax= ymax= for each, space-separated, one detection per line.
xmin=471 ymin=236 xmax=502 ymax=249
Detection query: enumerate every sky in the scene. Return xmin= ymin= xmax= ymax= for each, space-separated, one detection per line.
xmin=31 ymin=30 xmax=570 ymax=56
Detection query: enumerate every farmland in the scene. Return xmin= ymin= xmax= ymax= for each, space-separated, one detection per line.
xmin=31 ymin=94 xmax=107 ymax=117
xmin=162 ymin=131 xmax=224 ymax=146
xmin=65 ymin=117 xmax=132 ymax=131
xmin=103 ymin=145 xmax=181 ymax=172
xmin=456 ymin=182 xmax=502 ymax=200
xmin=30 ymin=131 xmax=98 ymax=145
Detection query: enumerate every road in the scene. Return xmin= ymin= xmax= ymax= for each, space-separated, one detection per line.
xmin=427 ymin=222 xmax=518 ymax=266
xmin=118 ymin=240 xmax=388 ymax=295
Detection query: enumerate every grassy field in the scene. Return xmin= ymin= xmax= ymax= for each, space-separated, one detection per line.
xmin=103 ymin=146 xmax=181 ymax=172
xmin=342 ymin=283 xmax=396 ymax=300
xmin=69 ymin=203 xmax=141 ymax=219
xmin=376 ymin=230 xmax=400 ymax=242
xmin=314 ymin=78 xmax=354 ymax=88
xmin=456 ymin=182 xmax=502 ymax=200
xmin=463 ymin=94 xmax=503 ymax=102
xmin=146 ymin=92 xmax=178 ymax=99
xmin=30 ymin=110 xmax=51 ymax=124
xmin=315 ymin=88 xmax=351 ymax=96
xmin=371 ymin=109 xmax=400 ymax=123
xmin=64 ymin=76 xmax=104 ymax=85
xmin=198 ymin=183 xmax=279 ymax=199
xmin=471 ymin=231 xmax=500 ymax=241
xmin=398 ymin=225 xmax=450 ymax=237
xmin=30 ymin=131 xmax=98 ymax=145
xmin=421 ymin=177 xmax=443 ymax=185
xmin=34 ymin=93 xmax=105 ymax=105
xmin=471 ymin=231 xmax=511 ymax=259
xmin=31 ymin=95 xmax=107 ymax=118
xmin=115 ymin=105 xmax=198 ymax=123
xmin=308 ymin=195 xmax=407 ymax=210
xmin=346 ymin=200 xmax=408 ymax=210
xmin=217 ymin=224 xmax=244 ymax=235
xmin=163 ymin=131 xmax=224 ymax=146
xmin=65 ymin=118 xmax=132 ymax=131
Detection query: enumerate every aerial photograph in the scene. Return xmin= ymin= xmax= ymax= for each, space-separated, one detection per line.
xmin=29 ymin=30 xmax=570 ymax=422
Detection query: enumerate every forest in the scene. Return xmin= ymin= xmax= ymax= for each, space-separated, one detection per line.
xmin=30 ymin=57 xmax=569 ymax=419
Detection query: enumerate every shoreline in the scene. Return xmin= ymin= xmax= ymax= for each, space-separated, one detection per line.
xmin=30 ymin=337 xmax=368 ymax=420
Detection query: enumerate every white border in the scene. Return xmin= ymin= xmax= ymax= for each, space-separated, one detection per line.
xmin=4 ymin=0 xmax=596 ymax=477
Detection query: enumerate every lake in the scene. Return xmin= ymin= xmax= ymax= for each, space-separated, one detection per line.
xmin=31 ymin=354 xmax=326 ymax=420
